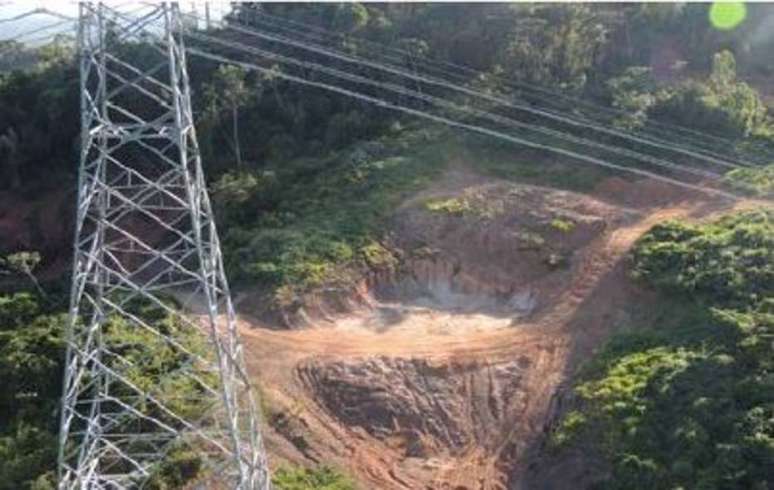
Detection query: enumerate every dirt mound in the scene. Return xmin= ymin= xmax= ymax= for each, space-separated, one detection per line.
xmin=294 ymin=355 xmax=538 ymax=489
xmin=380 ymin=179 xmax=628 ymax=313
xmin=298 ymin=356 xmax=530 ymax=454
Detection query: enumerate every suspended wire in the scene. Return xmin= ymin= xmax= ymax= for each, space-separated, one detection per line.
xmin=200 ymin=14 xmax=756 ymax=172
xmin=84 ymin=4 xmax=758 ymax=199
xmin=138 ymin=6 xmax=749 ymax=195
xmin=0 ymin=7 xmax=77 ymax=23
xmin=0 ymin=32 xmax=74 ymax=54
xmin=252 ymin=8 xmax=774 ymax=160
xmin=245 ymin=8 xmax=774 ymax=164
xmin=0 ymin=7 xmax=77 ymax=56
xmin=65 ymin=2 xmax=774 ymax=175
xmin=0 ymin=31 xmax=76 ymax=60
xmin=184 ymin=46 xmax=741 ymax=201
xmin=184 ymin=29 xmax=727 ymax=182
xmin=181 ymin=11 xmax=757 ymax=182
xmin=0 ymin=18 xmax=76 ymax=43
xmin=172 ymin=17 xmax=742 ymax=193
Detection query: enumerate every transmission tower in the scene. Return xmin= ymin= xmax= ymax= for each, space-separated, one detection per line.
xmin=57 ymin=2 xmax=269 ymax=488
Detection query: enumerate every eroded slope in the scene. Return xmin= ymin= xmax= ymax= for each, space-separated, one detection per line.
xmin=234 ymin=168 xmax=733 ymax=489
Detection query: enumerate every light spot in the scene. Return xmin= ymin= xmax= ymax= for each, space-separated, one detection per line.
xmin=709 ymin=2 xmax=747 ymax=31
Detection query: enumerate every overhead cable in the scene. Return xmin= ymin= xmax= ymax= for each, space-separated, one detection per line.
xmin=247 ymin=8 xmax=774 ymax=164
xmin=185 ymin=29 xmax=728 ymax=182
xmin=184 ymin=46 xmax=741 ymax=200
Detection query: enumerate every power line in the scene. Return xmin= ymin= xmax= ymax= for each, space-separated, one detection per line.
xmin=140 ymin=7 xmax=753 ymax=197
xmin=180 ymin=10 xmax=762 ymax=188
xmin=205 ymin=13 xmax=757 ymax=172
xmin=0 ymin=18 xmax=76 ymax=43
xmin=0 ymin=7 xmax=77 ymax=23
xmin=184 ymin=29 xmax=729 ymax=183
xmin=244 ymin=8 xmax=774 ymax=164
xmin=185 ymin=46 xmax=741 ymax=200
xmin=74 ymin=3 xmax=768 ymax=197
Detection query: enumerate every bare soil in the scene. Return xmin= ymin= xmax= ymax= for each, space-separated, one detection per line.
xmin=231 ymin=167 xmax=752 ymax=490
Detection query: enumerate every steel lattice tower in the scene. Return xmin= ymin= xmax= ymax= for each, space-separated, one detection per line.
xmin=57 ymin=3 xmax=269 ymax=488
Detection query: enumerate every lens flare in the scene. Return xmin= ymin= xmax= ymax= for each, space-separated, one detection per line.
xmin=709 ymin=2 xmax=747 ymax=31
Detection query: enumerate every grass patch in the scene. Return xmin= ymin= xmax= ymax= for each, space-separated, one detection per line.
xmin=273 ymin=466 xmax=357 ymax=490
xmin=219 ymin=128 xmax=449 ymax=300
xmin=359 ymin=241 xmax=397 ymax=269
xmin=425 ymin=197 xmax=471 ymax=215
xmin=515 ymin=231 xmax=546 ymax=250
xmin=550 ymin=217 xmax=576 ymax=233
xmin=460 ymin=133 xmax=615 ymax=192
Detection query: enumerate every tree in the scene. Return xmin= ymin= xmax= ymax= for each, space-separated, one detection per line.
xmin=633 ymin=50 xmax=774 ymax=140
xmin=0 ymin=288 xmax=216 ymax=488
xmin=204 ymin=65 xmax=252 ymax=167
xmin=272 ymin=466 xmax=356 ymax=490
xmin=496 ymin=5 xmax=608 ymax=91
xmin=0 ymin=252 xmax=45 ymax=299
xmin=606 ymin=66 xmax=660 ymax=130
xmin=332 ymin=3 xmax=369 ymax=33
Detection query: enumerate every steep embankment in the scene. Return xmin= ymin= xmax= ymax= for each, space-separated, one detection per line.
xmin=232 ymin=167 xmax=742 ymax=490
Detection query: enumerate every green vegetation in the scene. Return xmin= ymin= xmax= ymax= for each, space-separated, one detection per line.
xmin=215 ymin=128 xmax=617 ymax=308
xmin=0 ymin=290 xmax=64 ymax=489
xmin=608 ymin=51 xmax=774 ymax=141
xmin=631 ymin=209 xmax=773 ymax=307
xmin=0 ymin=260 xmax=216 ymax=489
xmin=550 ymin=218 xmax=576 ymax=233
xmin=424 ymin=191 xmax=508 ymax=220
xmin=218 ymin=129 xmax=448 ymax=300
xmin=273 ymin=466 xmax=357 ymax=490
xmin=425 ymin=197 xmax=472 ymax=216
xmin=4 ymin=4 xmax=774 ymax=196
xmin=516 ymin=231 xmax=546 ymax=250
xmin=653 ymin=51 xmax=772 ymax=140
xmin=0 ymin=251 xmax=44 ymax=297
xmin=726 ymin=164 xmax=774 ymax=196
xmin=553 ymin=209 xmax=774 ymax=489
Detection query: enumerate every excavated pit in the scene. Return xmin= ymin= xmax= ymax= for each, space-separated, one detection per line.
xmin=240 ymin=173 xmax=717 ymax=490
xmin=301 ymin=179 xmax=626 ymax=337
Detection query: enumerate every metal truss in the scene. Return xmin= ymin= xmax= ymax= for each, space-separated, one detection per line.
xmin=57 ymin=3 xmax=269 ymax=488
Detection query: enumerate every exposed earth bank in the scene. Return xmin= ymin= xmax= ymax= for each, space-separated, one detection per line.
xmin=234 ymin=168 xmax=743 ymax=489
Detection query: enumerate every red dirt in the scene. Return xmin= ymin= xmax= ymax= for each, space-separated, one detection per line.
xmin=231 ymin=169 xmax=754 ymax=490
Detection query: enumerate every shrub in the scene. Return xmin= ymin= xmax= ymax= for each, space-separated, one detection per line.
xmin=272 ymin=466 xmax=357 ymax=490
xmin=631 ymin=209 xmax=774 ymax=308
xmin=725 ymin=164 xmax=774 ymax=196
xmin=556 ymin=209 xmax=774 ymax=489
xmin=550 ymin=218 xmax=575 ymax=233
